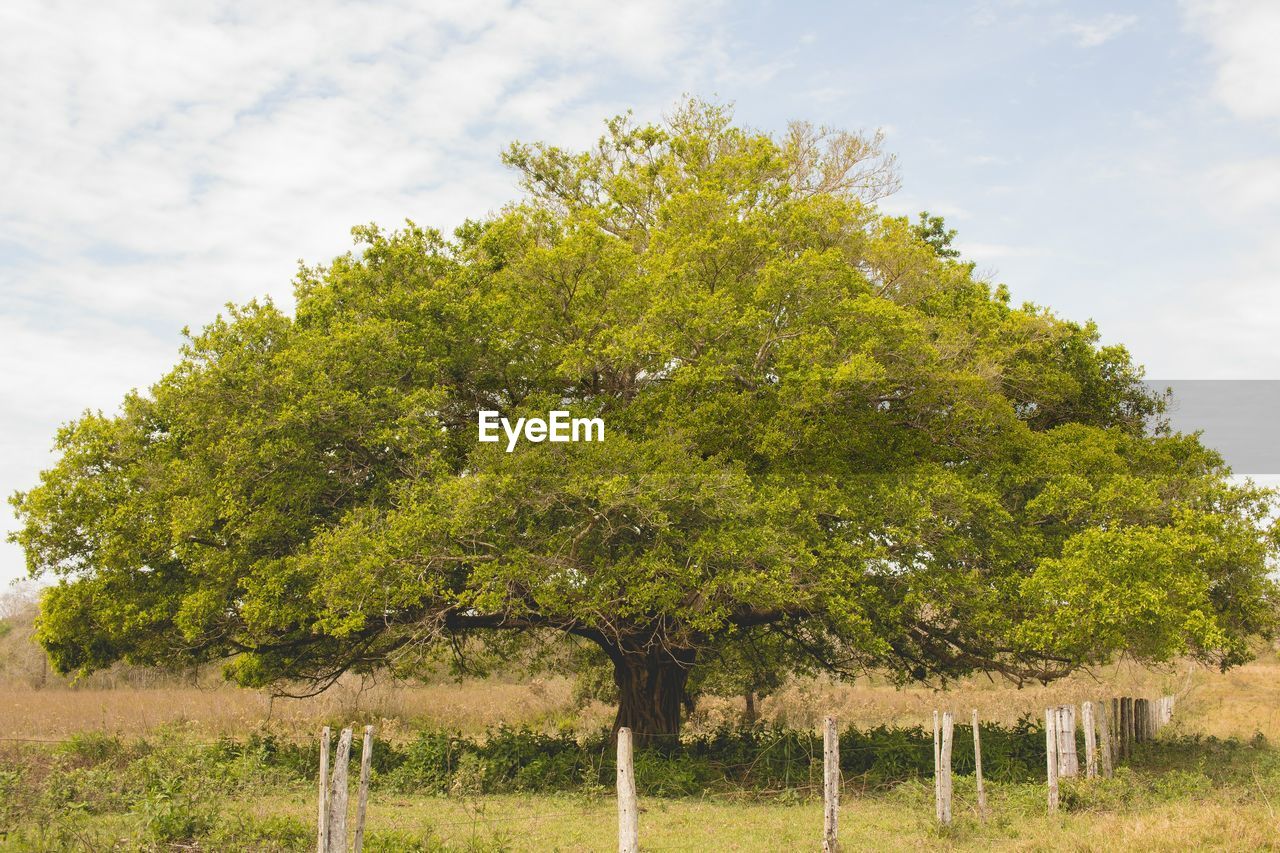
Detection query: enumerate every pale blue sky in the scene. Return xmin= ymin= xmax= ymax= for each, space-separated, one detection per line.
xmin=3 ymin=0 xmax=1279 ymax=582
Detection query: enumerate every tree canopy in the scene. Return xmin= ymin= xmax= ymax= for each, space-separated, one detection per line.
xmin=12 ymin=101 xmax=1277 ymax=740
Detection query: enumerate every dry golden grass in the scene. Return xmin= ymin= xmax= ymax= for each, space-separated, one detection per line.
xmin=0 ymin=675 xmax=610 ymax=741
xmin=694 ymin=653 xmax=1280 ymax=740
xmin=3 ymin=650 xmax=1277 ymax=743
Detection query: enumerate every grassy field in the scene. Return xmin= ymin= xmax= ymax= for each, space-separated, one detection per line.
xmin=5 ymin=739 xmax=1279 ymax=851
xmin=3 ymin=653 xmax=1278 ymax=742
xmin=220 ymin=783 xmax=1280 ymax=852
xmin=2 ymin=646 xmax=1280 ymax=850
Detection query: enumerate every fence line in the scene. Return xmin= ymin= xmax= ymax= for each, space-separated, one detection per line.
xmin=0 ymin=690 xmax=1176 ymax=851
xmin=300 ymin=693 xmax=1176 ymax=850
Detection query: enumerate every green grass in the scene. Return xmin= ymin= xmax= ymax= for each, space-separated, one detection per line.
xmin=2 ymin=728 xmax=1279 ymax=851
xmin=12 ymin=781 xmax=1277 ymax=851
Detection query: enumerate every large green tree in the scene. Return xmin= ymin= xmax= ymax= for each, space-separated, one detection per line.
xmin=12 ymin=102 xmax=1277 ymax=741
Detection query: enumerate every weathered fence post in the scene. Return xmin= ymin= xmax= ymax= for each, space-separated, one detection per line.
xmin=938 ymin=711 xmax=954 ymax=826
xmin=1082 ymin=701 xmax=1097 ymax=779
xmin=1056 ymin=705 xmax=1078 ymax=777
xmin=617 ymin=727 xmax=639 ymax=853
xmin=934 ymin=712 xmax=946 ymax=822
xmin=1111 ymin=698 xmax=1121 ymax=764
xmin=327 ymin=727 xmax=353 ymax=852
xmin=1045 ymin=707 xmax=1059 ymax=813
xmin=318 ymin=727 xmax=331 ymax=853
xmin=972 ymin=709 xmax=986 ymax=821
xmin=823 ymin=717 xmax=840 ymax=852
xmin=1120 ymin=698 xmax=1133 ymax=759
xmin=1097 ymin=699 xmax=1113 ymax=777
xmin=353 ymin=725 xmax=374 ymax=853
xmin=1136 ymin=698 xmax=1149 ymax=743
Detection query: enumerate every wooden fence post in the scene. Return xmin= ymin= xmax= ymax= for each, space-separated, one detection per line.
xmin=972 ymin=709 xmax=986 ymax=821
xmin=939 ymin=712 xmax=954 ymax=826
xmin=328 ymin=727 xmax=353 ymax=852
xmin=1097 ymin=699 xmax=1113 ymax=777
xmin=1082 ymin=701 xmax=1097 ymax=779
xmin=933 ymin=711 xmax=941 ymax=823
xmin=823 ymin=717 xmax=840 ymax=852
xmin=1056 ymin=705 xmax=1078 ymax=777
xmin=1111 ymin=698 xmax=1121 ymax=764
xmin=1120 ymin=698 xmax=1132 ymax=759
xmin=1136 ymin=699 xmax=1149 ymax=743
xmin=353 ymin=725 xmax=374 ymax=853
xmin=318 ymin=727 xmax=331 ymax=853
xmin=1045 ymin=707 xmax=1059 ymax=813
xmin=617 ymin=727 xmax=639 ymax=853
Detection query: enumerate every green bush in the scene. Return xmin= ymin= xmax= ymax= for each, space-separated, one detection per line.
xmin=57 ymin=731 xmax=126 ymax=764
xmin=354 ymin=719 xmax=1051 ymax=796
xmin=1151 ymin=769 xmax=1214 ymax=800
xmin=388 ymin=730 xmax=475 ymax=793
xmin=40 ymin=763 xmax=126 ymax=813
xmin=633 ymin=750 xmax=716 ymax=796
xmin=207 ymin=813 xmax=312 ymax=851
xmin=136 ymin=775 xmax=219 ymax=843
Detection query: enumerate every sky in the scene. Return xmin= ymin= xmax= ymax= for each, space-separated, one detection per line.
xmin=2 ymin=0 xmax=1279 ymax=583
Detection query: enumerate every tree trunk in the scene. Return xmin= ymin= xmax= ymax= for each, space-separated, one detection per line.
xmin=611 ymin=646 xmax=696 ymax=747
xmin=744 ymin=690 xmax=757 ymax=725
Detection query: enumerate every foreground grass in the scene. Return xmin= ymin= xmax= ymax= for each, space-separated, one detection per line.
xmin=10 ymin=779 xmax=1279 ymax=851
xmin=218 ymin=781 xmax=1280 ymax=852
xmin=4 ymin=731 xmax=1280 ymax=851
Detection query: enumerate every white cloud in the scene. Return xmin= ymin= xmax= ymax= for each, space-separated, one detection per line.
xmin=1206 ymin=158 xmax=1280 ymax=215
xmin=1064 ymin=13 xmax=1138 ymax=48
xmin=1140 ymin=240 xmax=1280 ymax=378
xmin=1170 ymin=3 xmax=1280 ymax=379
xmin=1183 ymin=0 xmax=1280 ymax=121
xmin=0 ymin=0 xmax=728 ymax=581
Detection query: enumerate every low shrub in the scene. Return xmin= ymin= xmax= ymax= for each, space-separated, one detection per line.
xmin=136 ymin=775 xmax=219 ymax=844
xmin=207 ymin=813 xmax=312 ymax=851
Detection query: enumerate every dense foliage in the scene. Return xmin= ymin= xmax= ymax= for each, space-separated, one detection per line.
xmin=11 ymin=100 xmax=1277 ymax=738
